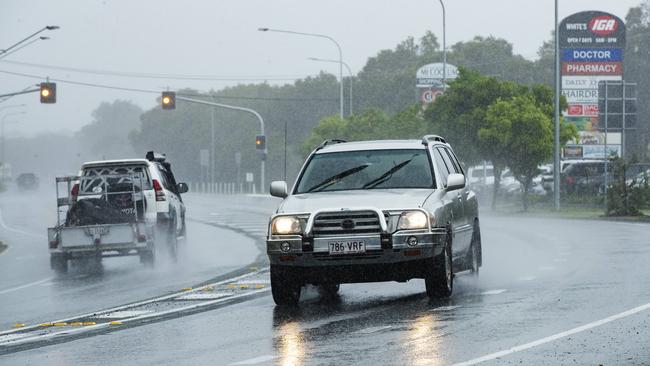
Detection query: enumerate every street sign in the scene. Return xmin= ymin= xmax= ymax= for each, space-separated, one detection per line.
xmin=245 ymin=173 xmax=254 ymax=183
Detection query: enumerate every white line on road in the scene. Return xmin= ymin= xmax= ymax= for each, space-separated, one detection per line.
xmin=517 ymin=276 xmax=537 ymax=281
xmin=481 ymin=289 xmax=506 ymax=295
xmin=230 ymin=355 xmax=278 ymax=365
xmin=355 ymin=325 xmax=392 ymax=334
xmin=0 ymin=207 xmax=44 ymax=240
xmin=0 ymin=277 xmax=52 ymax=295
xmin=433 ymin=305 xmax=461 ymax=311
xmin=451 ymin=302 xmax=650 ymax=366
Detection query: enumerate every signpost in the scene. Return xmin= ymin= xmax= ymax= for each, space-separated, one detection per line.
xmin=415 ymin=63 xmax=458 ymax=105
xmin=559 ymin=11 xmax=626 ymax=160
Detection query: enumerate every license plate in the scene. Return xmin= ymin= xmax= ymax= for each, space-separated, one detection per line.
xmin=328 ymin=240 xmax=366 ymax=255
xmin=84 ymin=226 xmax=110 ymax=236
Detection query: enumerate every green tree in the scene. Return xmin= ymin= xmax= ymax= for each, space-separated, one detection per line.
xmin=483 ymin=96 xmax=552 ymax=211
xmin=77 ymin=100 xmax=142 ymax=160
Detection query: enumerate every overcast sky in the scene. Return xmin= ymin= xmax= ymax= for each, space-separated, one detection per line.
xmin=0 ymin=0 xmax=642 ymax=137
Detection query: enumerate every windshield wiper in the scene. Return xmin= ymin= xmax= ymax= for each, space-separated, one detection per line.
xmin=306 ymin=164 xmax=369 ymax=193
xmin=362 ymin=158 xmax=413 ymax=189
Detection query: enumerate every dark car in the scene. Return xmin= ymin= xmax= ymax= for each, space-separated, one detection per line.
xmin=16 ymin=173 xmax=39 ymax=190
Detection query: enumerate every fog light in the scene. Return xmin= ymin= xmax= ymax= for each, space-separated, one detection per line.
xmin=280 ymin=242 xmax=291 ymax=253
xmin=407 ymin=236 xmax=418 ymax=247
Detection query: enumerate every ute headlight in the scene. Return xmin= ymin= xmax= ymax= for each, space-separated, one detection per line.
xmin=271 ymin=216 xmax=302 ymax=235
xmin=398 ymin=211 xmax=428 ymax=230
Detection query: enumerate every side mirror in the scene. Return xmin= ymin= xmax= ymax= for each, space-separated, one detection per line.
xmin=446 ymin=173 xmax=465 ymax=191
xmin=176 ymin=182 xmax=189 ymax=194
xmin=270 ymin=181 xmax=288 ymax=198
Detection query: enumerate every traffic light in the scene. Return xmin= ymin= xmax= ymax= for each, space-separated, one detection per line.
xmin=161 ymin=91 xmax=175 ymax=110
xmin=40 ymin=82 xmax=56 ymax=103
xmin=255 ymin=135 xmax=266 ymax=150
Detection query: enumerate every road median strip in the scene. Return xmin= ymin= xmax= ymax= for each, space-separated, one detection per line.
xmin=0 ymin=268 xmax=270 ymax=354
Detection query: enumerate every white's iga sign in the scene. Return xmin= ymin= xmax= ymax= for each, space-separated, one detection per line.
xmin=560 ymin=11 xmax=625 ymax=48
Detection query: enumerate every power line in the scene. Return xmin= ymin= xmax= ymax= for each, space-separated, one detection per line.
xmin=0 ymin=69 xmax=339 ymax=102
xmin=0 ymin=59 xmax=317 ymax=82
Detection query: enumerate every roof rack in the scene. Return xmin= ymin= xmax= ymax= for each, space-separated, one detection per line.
xmin=421 ymin=135 xmax=447 ymax=145
xmin=146 ymin=151 xmax=166 ymax=162
xmin=315 ymin=139 xmax=347 ymax=151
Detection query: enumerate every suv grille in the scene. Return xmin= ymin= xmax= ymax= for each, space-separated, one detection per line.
xmin=312 ymin=211 xmax=382 ymax=236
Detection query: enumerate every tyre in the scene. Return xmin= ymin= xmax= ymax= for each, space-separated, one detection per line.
xmin=425 ymin=234 xmax=453 ymax=298
xmin=140 ymin=240 xmax=155 ymax=267
xmin=469 ymin=220 xmax=481 ymax=276
xmin=50 ymin=254 xmax=68 ymax=275
xmin=270 ymin=265 xmax=302 ymax=306
xmin=167 ymin=217 xmax=178 ymax=261
xmin=318 ymin=283 xmax=340 ymax=298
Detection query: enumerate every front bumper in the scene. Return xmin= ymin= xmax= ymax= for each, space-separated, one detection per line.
xmin=267 ymin=230 xmax=446 ymax=282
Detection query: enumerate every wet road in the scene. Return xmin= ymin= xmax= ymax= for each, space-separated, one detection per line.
xmin=0 ymin=189 xmax=261 ymax=331
xmin=2 ymin=194 xmax=650 ymax=365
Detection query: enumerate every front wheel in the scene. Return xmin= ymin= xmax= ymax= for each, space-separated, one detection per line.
xmin=425 ymin=235 xmax=453 ymax=298
xmin=270 ymin=265 xmax=302 ymax=306
xmin=469 ymin=221 xmax=481 ymax=276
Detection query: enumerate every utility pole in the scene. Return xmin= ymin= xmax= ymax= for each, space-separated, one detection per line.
xmin=553 ymin=0 xmax=561 ymax=210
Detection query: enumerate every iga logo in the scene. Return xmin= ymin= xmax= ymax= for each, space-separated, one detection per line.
xmin=589 ymin=16 xmax=618 ymax=35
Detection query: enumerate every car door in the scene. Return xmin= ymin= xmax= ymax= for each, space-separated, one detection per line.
xmin=438 ymin=147 xmax=472 ymax=254
xmin=432 ymin=147 xmax=465 ymax=262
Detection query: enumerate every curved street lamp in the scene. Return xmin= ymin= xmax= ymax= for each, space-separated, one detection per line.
xmin=307 ymin=57 xmax=353 ymax=115
xmin=259 ymin=28 xmax=344 ymax=119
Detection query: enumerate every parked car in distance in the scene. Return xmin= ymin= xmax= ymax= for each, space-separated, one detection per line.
xmin=266 ymin=135 xmax=481 ymax=305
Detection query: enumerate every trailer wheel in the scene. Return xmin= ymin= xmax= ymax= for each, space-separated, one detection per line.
xmin=50 ymin=254 xmax=68 ymax=275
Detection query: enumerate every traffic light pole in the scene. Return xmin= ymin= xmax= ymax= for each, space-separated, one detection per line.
xmin=175 ymin=96 xmax=267 ymax=193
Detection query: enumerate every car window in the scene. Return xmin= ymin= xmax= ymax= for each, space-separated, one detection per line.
xmin=443 ymin=148 xmax=463 ymax=175
xmin=295 ymin=149 xmax=434 ymax=193
xmin=433 ymin=148 xmax=450 ymax=185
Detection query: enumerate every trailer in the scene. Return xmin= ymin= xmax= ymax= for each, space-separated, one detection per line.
xmin=47 ymin=173 xmax=156 ymax=274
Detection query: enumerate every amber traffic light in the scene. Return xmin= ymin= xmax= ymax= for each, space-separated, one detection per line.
xmin=161 ymin=91 xmax=176 ymax=110
xmin=40 ymin=82 xmax=56 ymax=103
xmin=255 ymin=135 xmax=266 ymax=150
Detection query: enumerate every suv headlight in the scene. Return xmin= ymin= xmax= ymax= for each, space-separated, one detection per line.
xmin=398 ymin=211 xmax=428 ymax=230
xmin=271 ymin=216 xmax=302 ymax=235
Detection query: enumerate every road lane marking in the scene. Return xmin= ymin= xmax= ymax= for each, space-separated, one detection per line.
xmin=355 ymin=325 xmax=392 ymax=334
xmin=433 ymin=305 xmax=461 ymax=311
xmin=94 ymin=310 xmax=153 ymax=319
xmin=0 ymin=207 xmax=44 ymax=240
xmin=0 ymin=277 xmax=53 ymax=295
xmin=451 ymin=302 xmax=650 ymax=366
xmin=481 ymin=289 xmax=506 ymax=295
xmin=517 ymin=276 xmax=536 ymax=281
xmin=230 ymin=355 xmax=278 ymax=365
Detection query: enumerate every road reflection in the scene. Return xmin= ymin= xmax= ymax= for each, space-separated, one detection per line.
xmin=274 ymin=321 xmax=305 ymax=366
xmin=404 ymin=312 xmax=445 ymax=365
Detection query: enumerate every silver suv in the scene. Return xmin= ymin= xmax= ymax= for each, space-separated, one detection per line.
xmin=266 ymin=135 xmax=481 ymax=305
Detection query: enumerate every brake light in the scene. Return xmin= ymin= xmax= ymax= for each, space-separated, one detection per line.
xmin=71 ymin=184 xmax=79 ymax=201
xmin=566 ymin=177 xmax=575 ymax=185
xmin=153 ymin=179 xmax=166 ymax=201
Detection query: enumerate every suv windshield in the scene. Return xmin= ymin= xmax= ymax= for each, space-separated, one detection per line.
xmin=295 ymin=149 xmax=434 ymax=194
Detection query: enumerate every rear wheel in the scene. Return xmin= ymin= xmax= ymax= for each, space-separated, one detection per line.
xmin=140 ymin=242 xmax=155 ymax=267
xmin=270 ymin=265 xmax=302 ymax=306
xmin=50 ymin=254 xmax=68 ymax=275
xmin=425 ymin=234 xmax=453 ymax=298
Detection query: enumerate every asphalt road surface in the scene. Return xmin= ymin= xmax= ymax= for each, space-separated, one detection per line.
xmin=2 ymin=193 xmax=650 ymax=365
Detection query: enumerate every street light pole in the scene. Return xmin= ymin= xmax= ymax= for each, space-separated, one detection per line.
xmin=175 ymin=96 xmax=267 ymax=193
xmin=553 ymin=0 xmax=561 ymax=210
xmin=308 ymin=57 xmax=353 ymax=115
xmin=0 ymin=25 xmax=59 ymax=55
xmin=438 ymin=0 xmax=447 ymax=90
xmin=259 ymin=28 xmax=344 ymax=119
